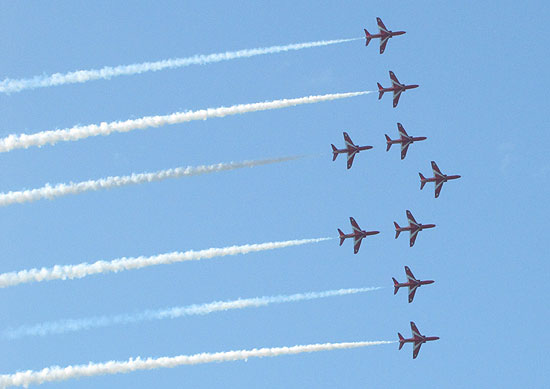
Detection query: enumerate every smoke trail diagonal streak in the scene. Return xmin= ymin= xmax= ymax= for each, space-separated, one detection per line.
xmin=0 ymin=91 xmax=372 ymax=153
xmin=0 ymin=38 xmax=362 ymax=94
xmin=0 ymin=156 xmax=302 ymax=207
xmin=0 ymin=238 xmax=331 ymax=289
xmin=3 ymin=287 xmax=381 ymax=339
xmin=0 ymin=340 xmax=395 ymax=387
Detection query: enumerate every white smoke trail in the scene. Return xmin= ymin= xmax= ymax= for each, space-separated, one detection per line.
xmin=0 ymin=90 xmax=372 ymax=153
xmin=0 ymin=238 xmax=330 ymax=289
xmin=0 ymin=156 xmax=301 ymax=207
xmin=0 ymin=340 xmax=395 ymax=387
xmin=0 ymin=38 xmax=361 ymax=94
xmin=3 ymin=287 xmax=381 ymax=339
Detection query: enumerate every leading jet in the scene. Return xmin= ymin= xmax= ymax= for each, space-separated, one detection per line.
xmin=392 ymin=266 xmax=434 ymax=303
xmin=338 ymin=217 xmax=380 ymax=254
xmin=394 ymin=210 xmax=435 ymax=247
xmin=364 ymin=17 xmax=406 ymax=54
xmin=419 ymin=161 xmax=461 ymax=198
xmin=398 ymin=322 xmax=439 ymax=359
xmin=377 ymin=71 xmax=418 ymax=108
xmin=331 ymin=132 xmax=373 ymax=169
xmin=385 ymin=123 xmax=426 ymax=160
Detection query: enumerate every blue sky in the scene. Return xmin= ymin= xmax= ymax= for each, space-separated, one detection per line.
xmin=0 ymin=0 xmax=549 ymax=387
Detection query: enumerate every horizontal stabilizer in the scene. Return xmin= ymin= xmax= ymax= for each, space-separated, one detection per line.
xmin=419 ymin=173 xmax=426 ymax=189
xmin=392 ymin=277 xmax=400 ymax=295
xmin=398 ymin=333 xmax=405 ymax=350
xmin=385 ymin=134 xmax=392 ymax=151
xmin=394 ymin=222 xmax=401 ymax=239
xmin=364 ymin=29 xmax=372 ymax=46
xmin=338 ymin=228 xmax=345 ymax=246
xmin=331 ymin=144 xmax=338 ymax=161
xmin=377 ymin=83 xmax=384 ymax=100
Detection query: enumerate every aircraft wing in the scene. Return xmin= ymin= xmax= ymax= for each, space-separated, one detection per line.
xmin=431 ymin=161 xmax=444 ymax=178
xmin=408 ymin=285 xmax=418 ymax=303
xmin=379 ymin=36 xmax=389 ymax=54
xmin=392 ymin=89 xmax=402 ymax=108
xmin=404 ymin=266 xmax=417 ymax=282
xmin=353 ymin=236 xmax=363 ymax=254
xmin=406 ymin=210 xmax=418 ymax=226
xmin=412 ymin=341 xmax=422 ymax=359
xmin=350 ymin=217 xmax=362 ymax=233
xmin=389 ymin=71 xmax=401 ymax=87
xmin=400 ymin=142 xmax=410 ymax=160
xmin=434 ymin=180 xmax=444 ymax=198
xmin=397 ymin=123 xmax=408 ymax=137
xmin=410 ymin=321 xmax=421 ymax=337
xmin=377 ymin=17 xmax=389 ymax=33
xmin=409 ymin=229 xmax=419 ymax=247
xmin=346 ymin=150 xmax=357 ymax=169
xmin=343 ymin=132 xmax=355 ymax=148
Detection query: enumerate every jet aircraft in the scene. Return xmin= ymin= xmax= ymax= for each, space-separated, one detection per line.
xmin=394 ymin=210 xmax=435 ymax=247
xmin=385 ymin=123 xmax=426 ymax=160
xmin=398 ymin=322 xmax=439 ymax=359
xmin=419 ymin=161 xmax=461 ymax=198
xmin=338 ymin=217 xmax=380 ymax=254
xmin=377 ymin=71 xmax=418 ymax=108
xmin=392 ymin=266 xmax=434 ymax=303
xmin=364 ymin=17 xmax=406 ymax=54
xmin=331 ymin=132 xmax=373 ymax=169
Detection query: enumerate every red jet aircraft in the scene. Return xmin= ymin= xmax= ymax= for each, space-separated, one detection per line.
xmin=364 ymin=17 xmax=406 ymax=54
xmin=385 ymin=123 xmax=427 ymax=160
xmin=377 ymin=71 xmax=419 ymax=108
xmin=398 ymin=321 xmax=440 ymax=359
xmin=331 ymin=132 xmax=373 ymax=169
xmin=394 ymin=210 xmax=435 ymax=247
xmin=419 ymin=161 xmax=461 ymax=198
xmin=392 ymin=266 xmax=434 ymax=303
xmin=338 ymin=217 xmax=380 ymax=254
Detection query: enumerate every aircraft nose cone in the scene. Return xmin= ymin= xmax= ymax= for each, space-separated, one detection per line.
xmin=372 ymin=231 xmax=380 ymax=235
xmin=411 ymin=85 xmax=419 ymax=89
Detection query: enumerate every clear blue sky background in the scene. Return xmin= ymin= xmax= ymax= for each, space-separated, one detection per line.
xmin=0 ymin=1 xmax=548 ymax=387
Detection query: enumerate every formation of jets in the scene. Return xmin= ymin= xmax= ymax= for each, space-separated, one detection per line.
xmin=330 ymin=18 xmax=464 ymax=359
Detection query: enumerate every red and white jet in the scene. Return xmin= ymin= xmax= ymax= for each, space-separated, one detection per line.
xmin=392 ymin=266 xmax=434 ymax=303
xmin=377 ymin=71 xmax=419 ymax=108
xmin=385 ymin=123 xmax=426 ymax=160
xmin=394 ymin=210 xmax=435 ymax=247
xmin=338 ymin=217 xmax=380 ymax=254
xmin=398 ymin=321 xmax=440 ymax=359
xmin=331 ymin=132 xmax=373 ymax=169
xmin=364 ymin=17 xmax=406 ymax=54
xmin=419 ymin=161 xmax=461 ymax=198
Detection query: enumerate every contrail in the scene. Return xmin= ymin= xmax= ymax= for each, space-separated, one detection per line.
xmin=0 ymin=156 xmax=301 ymax=207
xmin=0 ymin=38 xmax=361 ymax=94
xmin=0 ymin=340 xmax=395 ymax=387
xmin=0 ymin=238 xmax=330 ymax=289
xmin=0 ymin=90 xmax=372 ymax=153
xmin=3 ymin=287 xmax=381 ymax=339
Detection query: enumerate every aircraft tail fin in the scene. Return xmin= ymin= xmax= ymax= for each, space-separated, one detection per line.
xmin=377 ymin=83 xmax=384 ymax=99
xmin=338 ymin=229 xmax=346 ymax=246
xmin=398 ymin=333 xmax=405 ymax=349
xmin=385 ymin=134 xmax=392 ymax=151
xmin=394 ymin=222 xmax=401 ymax=239
xmin=364 ymin=29 xmax=372 ymax=46
xmin=392 ymin=277 xmax=400 ymax=295
xmin=331 ymin=144 xmax=338 ymax=161
xmin=419 ymin=173 xmax=426 ymax=190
